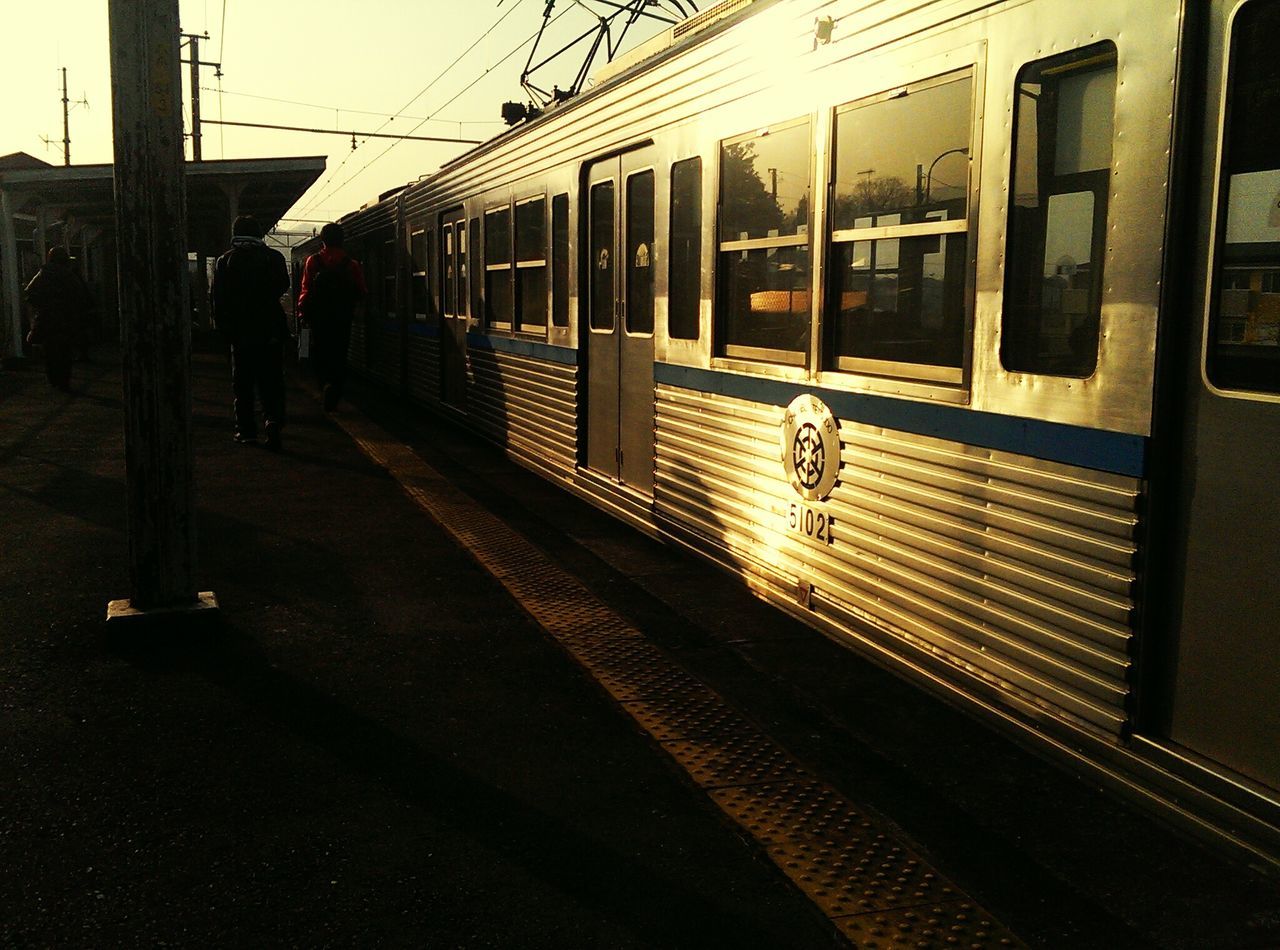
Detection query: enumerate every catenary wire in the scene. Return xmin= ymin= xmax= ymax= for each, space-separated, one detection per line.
xmin=296 ymin=0 xmax=536 ymax=218
xmin=300 ymin=3 xmax=577 ymax=218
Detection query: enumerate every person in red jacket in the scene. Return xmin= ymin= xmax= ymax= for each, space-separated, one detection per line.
xmin=297 ymin=222 xmax=366 ymax=412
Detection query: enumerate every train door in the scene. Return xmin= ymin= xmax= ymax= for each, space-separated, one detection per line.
xmin=1161 ymin=0 xmax=1280 ymax=791
xmin=441 ymin=209 xmax=468 ymax=410
xmin=584 ymin=149 xmax=657 ymax=494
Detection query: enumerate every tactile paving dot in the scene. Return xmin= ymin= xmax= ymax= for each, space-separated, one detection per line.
xmin=663 ymin=733 xmax=808 ymax=788
xmin=833 ymin=902 xmax=1023 ymax=948
xmin=623 ymin=690 xmax=759 ymax=738
xmin=587 ymin=660 xmax=704 ymax=701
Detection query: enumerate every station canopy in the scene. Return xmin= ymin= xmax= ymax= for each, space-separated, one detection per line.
xmin=0 ymin=154 xmax=326 ymax=255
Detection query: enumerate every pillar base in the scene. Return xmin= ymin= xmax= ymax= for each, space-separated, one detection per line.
xmin=105 ymin=591 xmax=219 ymax=625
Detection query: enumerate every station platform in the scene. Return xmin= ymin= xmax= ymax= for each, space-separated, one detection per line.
xmin=2 ymin=342 xmax=1278 ymax=948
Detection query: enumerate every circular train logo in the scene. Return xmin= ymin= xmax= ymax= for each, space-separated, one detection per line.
xmin=781 ymin=394 xmax=840 ymax=501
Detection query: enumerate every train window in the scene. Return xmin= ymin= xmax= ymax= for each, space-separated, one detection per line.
xmin=626 ymin=170 xmax=655 ymax=336
xmin=469 ymin=217 xmax=481 ymax=322
xmin=669 ymin=158 xmax=702 ymax=340
xmin=717 ymin=118 xmax=812 ymax=363
xmin=411 ymin=228 xmax=429 ymax=320
xmin=484 ymin=206 xmax=513 ymax=328
xmin=1208 ymin=0 xmax=1280 ymax=394
xmin=516 ymin=196 xmax=547 ymax=332
xmin=380 ymin=238 xmax=396 ymax=317
xmin=441 ymin=225 xmax=455 ymax=318
xmin=456 ymin=221 xmax=467 ymax=320
xmin=828 ymin=72 xmax=971 ymax=379
xmin=1002 ymin=43 xmax=1117 ymax=379
xmin=589 ymin=181 xmax=615 ymax=331
xmin=552 ymin=193 xmax=569 ymax=328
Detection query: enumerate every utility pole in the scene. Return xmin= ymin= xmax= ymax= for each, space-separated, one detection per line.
xmin=181 ymin=31 xmax=221 ymax=330
xmin=179 ymin=31 xmax=221 ymax=161
xmin=106 ymin=0 xmax=216 ymax=622
xmin=61 ymin=68 xmax=71 ymax=165
xmin=42 ymin=68 xmax=88 ymax=165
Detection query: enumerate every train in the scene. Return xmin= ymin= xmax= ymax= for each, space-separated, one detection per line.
xmin=292 ymin=0 xmax=1280 ymax=867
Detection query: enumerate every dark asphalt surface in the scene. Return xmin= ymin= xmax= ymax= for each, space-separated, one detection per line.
xmin=1 ymin=342 xmax=1278 ymax=948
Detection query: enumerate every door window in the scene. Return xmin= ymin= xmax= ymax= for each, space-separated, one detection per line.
xmin=589 ymin=181 xmax=616 ymax=331
xmin=1002 ymin=44 xmax=1117 ymax=378
xmin=1207 ymin=0 xmax=1280 ymax=393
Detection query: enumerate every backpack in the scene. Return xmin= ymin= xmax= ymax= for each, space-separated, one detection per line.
xmin=306 ymin=254 xmax=360 ymax=323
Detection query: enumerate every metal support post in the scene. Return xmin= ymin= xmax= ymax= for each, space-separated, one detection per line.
xmin=106 ymin=0 xmax=216 ymax=619
xmin=0 ymin=189 xmax=26 ymax=361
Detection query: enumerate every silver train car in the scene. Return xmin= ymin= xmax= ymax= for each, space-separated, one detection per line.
xmin=294 ymin=0 xmax=1280 ymax=865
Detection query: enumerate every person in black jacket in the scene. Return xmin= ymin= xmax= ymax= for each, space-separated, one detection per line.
xmin=24 ymin=246 xmax=93 ymax=392
xmin=211 ymin=215 xmax=291 ymax=450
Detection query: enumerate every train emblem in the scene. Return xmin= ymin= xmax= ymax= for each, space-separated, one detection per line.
xmin=781 ymin=395 xmax=840 ymax=502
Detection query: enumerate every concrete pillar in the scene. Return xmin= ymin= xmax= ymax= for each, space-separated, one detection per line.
xmin=105 ymin=0 xmax=215 ymax=618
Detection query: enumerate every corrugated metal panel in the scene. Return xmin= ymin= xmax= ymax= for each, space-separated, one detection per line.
xmin=654 ymin=383 xmax=1140 ymax=737
xmin=407 ymin=335 xmax=441 ymax=405
xmin=366 ymin=321 xmax=402 ymax=388
xmin=348 ymin=321 xmax=367 ymax=373
xmin=467 ymin=348 xmax=578 ymax=474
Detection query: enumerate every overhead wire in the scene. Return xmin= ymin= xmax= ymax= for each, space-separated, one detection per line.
xmin=297 ymin=0 xmax=548 ymax=219
xmin=198 ymin=86 xmax=505 ymax=126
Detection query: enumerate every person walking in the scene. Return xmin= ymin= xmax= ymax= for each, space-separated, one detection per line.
xmin=23 ymin=246 xmax=93 ymax=393
xmin=296 ymin=222 xmax=366 ymax=412
xmin=211 ymin=215 xmax=291 ymax=451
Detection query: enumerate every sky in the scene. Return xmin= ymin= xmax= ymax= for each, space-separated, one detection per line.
xmin=0 ymin=0 xmax=671 ymax=232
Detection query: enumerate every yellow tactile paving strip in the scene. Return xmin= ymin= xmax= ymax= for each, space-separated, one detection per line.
xmin=332 ymin=406 xmax=1024 ymax=949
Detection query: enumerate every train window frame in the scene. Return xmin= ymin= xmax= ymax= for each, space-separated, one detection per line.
xmin=825 ymin=70 xmax=974 ymax=385
xmin=669 ymin=157 xmax=702 ymax=341
xmin=1000 ymin=42 xmax=1117 ymax=380
xmin=515 ymin=194 xmax=548 ymax=335
xmin=411 ymin=227 xmax=430 ymax=322
xmin=483 ymin=204 xmax=513 ymax=330
xmin=551 ymin=193 xmax=570 ymax=329
xmin=715 ymin=115 xmax=814 ymax=367
xmin=1203 ymin=0 xmax=1280 ymax=398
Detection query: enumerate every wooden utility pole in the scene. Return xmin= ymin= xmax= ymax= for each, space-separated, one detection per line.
xmin=61 ymin=67 xmax=71 ymax=166
xmin=106 ymin=0 xmax=216 ymax=620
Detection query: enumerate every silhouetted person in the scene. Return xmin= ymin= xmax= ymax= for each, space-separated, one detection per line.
xmin=23 ymin=246 xmax=93 ymax=392
xmin=297 ymin=222 xmax=366 ymax=412
xmin=212 ymin=215 xmax=290 ymax=450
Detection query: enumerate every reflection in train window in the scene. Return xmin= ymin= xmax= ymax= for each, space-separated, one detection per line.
xmin=717 ymin=118 xmax=811 ymax=364
xmin=626 ymin=170 xmax=655 ymax=336
xmin=1002 ymin=43 xmax=1116 ymax=378
xmin=552 ymin=194 xmax=569 ymax=328
xmin=669 ymin=158 xmax=702 ymax=340
xmin=1208 ymin=0 xmax=1280 ymax=394
xmin=828 ymin=71 xmax=971 ymax=379
xmin=484 ymin=206 xmax=512 ymax=328
xmin=516 ymin=196 xmax=547 ymax=332
xmin=411 ymin=228 xmax=429 ymax=320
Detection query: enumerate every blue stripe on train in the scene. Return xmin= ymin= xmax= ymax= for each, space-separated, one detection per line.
xmin=654 ymin=363 xmax=1146 ymax=478
xmin=466 ymin=332 xmax=578 ymax=366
